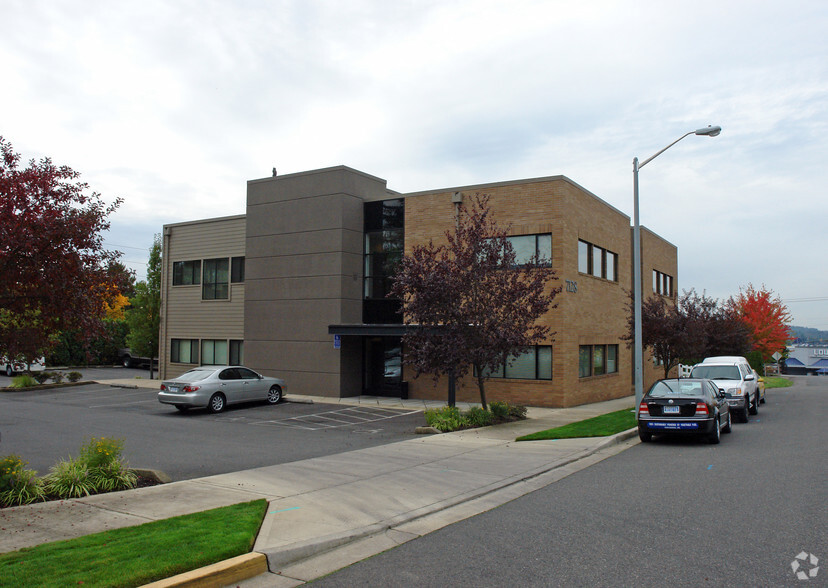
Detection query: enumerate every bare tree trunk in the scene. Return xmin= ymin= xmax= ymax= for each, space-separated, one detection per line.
xmin=475 ymin=367 xmax=488 ymax=410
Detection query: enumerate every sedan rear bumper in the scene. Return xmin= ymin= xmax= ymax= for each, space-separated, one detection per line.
xmin=638 ymin=417 xmax=717 ymax=434
xmin=158 ymin=390 xmax=209 ymax=408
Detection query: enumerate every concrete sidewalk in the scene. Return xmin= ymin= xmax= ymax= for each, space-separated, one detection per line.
xmin=0 ymin=385 xmax=637 ymax=586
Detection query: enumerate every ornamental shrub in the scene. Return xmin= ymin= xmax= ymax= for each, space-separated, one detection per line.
xmin=50 ymin=372 xmax=65 ymax=384
xmin=9 ymin=374 xmax=37 ymax=388
xmin=33 ymin=371 xmax=52 ymax=384
xmin=67 ymin=371 xmax=83 ymax=383
xmin=44 ymin=458 xmax=96 ymax=499
xmin=0 ymin=455 xmax=47 ymax=507
xmin=466 ymin=406 xmax=494 ymax=427
xmin=489 ymin=401 xmax=510 ymax=420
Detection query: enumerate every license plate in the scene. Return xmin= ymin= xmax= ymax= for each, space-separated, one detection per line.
xmin=663 ymin=406 xmax=680 ymax=414
xmin=169 ymin=386 xmax=179 ymax=393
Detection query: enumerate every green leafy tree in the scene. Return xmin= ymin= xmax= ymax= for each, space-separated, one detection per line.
xmin=125 ymin=234 xmax=161 ymax=377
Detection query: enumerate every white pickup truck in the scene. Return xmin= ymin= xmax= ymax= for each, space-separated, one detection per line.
xmin=1 ymin=356 xmax=46 ymax=377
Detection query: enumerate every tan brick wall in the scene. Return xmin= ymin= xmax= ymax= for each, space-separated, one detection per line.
xmin=402 ymin=177 xmax=651 ymax=408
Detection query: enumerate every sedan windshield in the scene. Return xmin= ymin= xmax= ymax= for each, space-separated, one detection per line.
xmin=647 ymin=380 xmax=707 ymax=397
xmin=690 ymin=365 xmax=741 ymax=380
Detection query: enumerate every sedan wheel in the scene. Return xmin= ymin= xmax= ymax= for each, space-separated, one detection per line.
xmin=267 ymin=385 xmax=283 ymax=404
xmin=638 ymin=428 xmax=652 ymax=443
xmin=208 ymin=393 xmax=226 ymax=414
xmin=5 ymin=365 xmax=13 ymax=377
xmin=708 ymin=415 xmax=721 ymax=444
xmin=722 ymin=410 xmax=732 ymax=434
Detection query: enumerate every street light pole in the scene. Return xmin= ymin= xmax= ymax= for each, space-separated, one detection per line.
xmin=633 ymin=125 xmax=721 ymax=412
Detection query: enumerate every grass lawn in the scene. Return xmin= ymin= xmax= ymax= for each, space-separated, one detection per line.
xmin=0 ymin=499 xmax=267 ymax=588
xmin=516 ymin=407 xmax=636 ymax=441
xmin=763 ymin=376 xmax=793 ymax=388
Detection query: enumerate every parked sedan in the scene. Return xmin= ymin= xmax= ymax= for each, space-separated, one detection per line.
xmin=637 ymin=378 xmax=731 ymax=444
xmin=158 ymin=366 xmax=286 ymax=413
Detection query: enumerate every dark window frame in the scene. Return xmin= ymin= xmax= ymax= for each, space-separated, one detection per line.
xmin=231 ymin=257 xmax=245 ymax=283
xmin=172 ymin=260 xmax=201 ymax=286
xmin=170 ymin=339 xmax=199 ymax=364
xmin=202 ymin=258 xmax=230 ymax=300
xmin=475 ymin=345 xmax=553 ymax=381
xmin=579 ymin=344 xmax=619 ymax=378
xmin=578 ymin=240 xmax=618 ymax=281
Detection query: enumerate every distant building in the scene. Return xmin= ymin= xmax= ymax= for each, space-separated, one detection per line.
xmin=158 ymin=166 xmax=678 ymax=407
xmin=782 ymin=346 xmax=828 ymax=375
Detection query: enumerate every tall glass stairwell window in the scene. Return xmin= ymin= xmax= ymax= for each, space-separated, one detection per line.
xmin=363 ymin=198 xmax=404 ymax=324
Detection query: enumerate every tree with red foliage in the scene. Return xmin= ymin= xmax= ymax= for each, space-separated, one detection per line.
xmin=731 ymin=284 xmax=791 ymax=360
xmin=390 ymin=194 xmax=560 ymax=409
xmin=624 ymin=288 xmax=749 ymax=378
xmin=0 ymin=137 xmax=123 ymax=364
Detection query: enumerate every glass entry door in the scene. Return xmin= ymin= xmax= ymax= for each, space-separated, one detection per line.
xmin=364 ymin=337 xmax=402 ymax=396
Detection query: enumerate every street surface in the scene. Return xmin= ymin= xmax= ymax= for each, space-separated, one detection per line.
xmin=312 ymin=376 xmax=827 ymax=587
xmin=0 ymin=368 xmax=426 ymax=480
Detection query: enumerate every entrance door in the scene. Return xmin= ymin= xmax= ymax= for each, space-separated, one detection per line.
xmin=364 ymin=337 xmax=402 ymax=396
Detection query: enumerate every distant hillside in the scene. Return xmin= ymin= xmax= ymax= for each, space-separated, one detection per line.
xmin=789 ymin=325 xmax=828 ymax=343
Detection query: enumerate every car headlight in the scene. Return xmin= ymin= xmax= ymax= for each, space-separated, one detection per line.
xmin=727 ymin=387 xmax=742 ymax=396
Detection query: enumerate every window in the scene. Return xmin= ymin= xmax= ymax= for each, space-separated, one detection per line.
xmin=653 ymin=270 xmax=674 ymax=296
xmin=230 ymin=340 xmax=244 ymax=365
xmin=201 ymin=339 xmax=228 ymax=365
xmin=173 ymin=260 xmax=201 ymax=286
xmin=202 ymin=258 xmax=229 ymax=300
xmin=231 ymin=257 xmax=245 ymax=283
xmin=477 ymin=346 xmax=553 ymax=380
xmin=171 ymin=339 xmax=199 ymax=364
xmin=578 ymin=240 xmax=617 ymax=281
xmin=508 ymin=234 xmax=552 ymax=266
xmin=579 ymin=344 xmax=619 ymax=377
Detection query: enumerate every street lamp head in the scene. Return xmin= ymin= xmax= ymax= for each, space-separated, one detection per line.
xmin=695 ymin=125 xmax=722 ymax=137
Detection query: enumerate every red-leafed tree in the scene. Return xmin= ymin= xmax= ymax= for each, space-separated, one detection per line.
xmin=624 ymin=288 xmax=750 ymax=378
xmin=390 ymin=194 xmax=560 ymax=409
xmin=731 ymin=284 xmax=792 ymax=360
xmin=0 ymin=136 xmax=123 ymax=364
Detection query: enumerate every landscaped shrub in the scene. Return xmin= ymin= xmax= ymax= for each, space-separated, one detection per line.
xmin=424 ymin=402 xmax=528 ymax=432
xmin=0 ymin=455 xmax=46 ymax=507
xmin=9 ymin=374 xmax=37 ymax=388
xmin=50 ymin=372 xmax=65 ymax=384
xmin=425 ymin=406 xmax=467 ymax=432
xmin=67 ymin=371 xmax=83 ymax=383
xmin=44 ymin=437 xmax=137 ymax=499
xmin=466 ymin=406 xmax=494 ymax=427
xmin=489 ymin=401 xmax=510 ymax=420
xmin=44 ymin=458 xmax=96 ymax=499
xmin=33 ymin=371 xmax=52 ymax=384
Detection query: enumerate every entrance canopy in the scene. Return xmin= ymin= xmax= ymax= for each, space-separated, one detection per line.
xmin=328 ymin=324 xmax=409 ymax=336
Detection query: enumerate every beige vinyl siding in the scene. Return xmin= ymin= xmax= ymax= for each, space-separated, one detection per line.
xmin=159 ymin=215 xmax=246 ymax=379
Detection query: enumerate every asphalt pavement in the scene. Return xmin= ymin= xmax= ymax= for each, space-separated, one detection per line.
xmin=0 ymin=375 xmax=637 ymax=587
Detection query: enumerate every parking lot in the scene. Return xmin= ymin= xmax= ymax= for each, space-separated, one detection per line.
xmin=0 ymin=373 xmax=427 ymax=481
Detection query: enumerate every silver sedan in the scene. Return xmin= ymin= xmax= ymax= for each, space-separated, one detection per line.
xmin=158 ymin=366 xmax=286 ymax=413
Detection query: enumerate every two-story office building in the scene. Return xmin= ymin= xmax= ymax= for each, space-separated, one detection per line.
xmin=158 ymin=166 xmax=677 ymax=407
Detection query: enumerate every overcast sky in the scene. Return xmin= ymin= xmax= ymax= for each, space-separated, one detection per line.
xmin=2 ymin=0 xmax=826 ymax=329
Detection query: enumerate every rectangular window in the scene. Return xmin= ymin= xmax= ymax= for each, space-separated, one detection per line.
xmin=606 ymin=252 xmax=617 ymax=282
xmin=578 ymin=240 xmax=589 ymax=273
xmin=202 ymin=258 xmax=229 ymax=300
xmin=579 ymin=240 xmax=617 ymax=281
xmin=591 ymin=245 xmax=603 ymax=278
xmin=172 ymin=260 xmax=201 ymax=286
xmin=487 ymin=234 xmax=553 ymax=267
xmin=580 ymin=344 xmax=619 ymax=377
xmin=231 ymin=257 xmax=245 ymax=283
xmin=201 ymin=339 xmax=228 ymax=365
xmin=579 ymin=346 xmax=592 ymax=378
xmin=593 ymin=345 xmax=606 ymax=376
xmin=230 ymin=340 xmax=244 ymax=365
xmin=607 ymin=345 xmax=618 ymax=374
xmin=653 ymin=270 xmax=674 ymax=296
xmin=171 ymin=339 xmax=199 ymax=364
xmin=475 ymin=345 xmax=553 ymax=380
